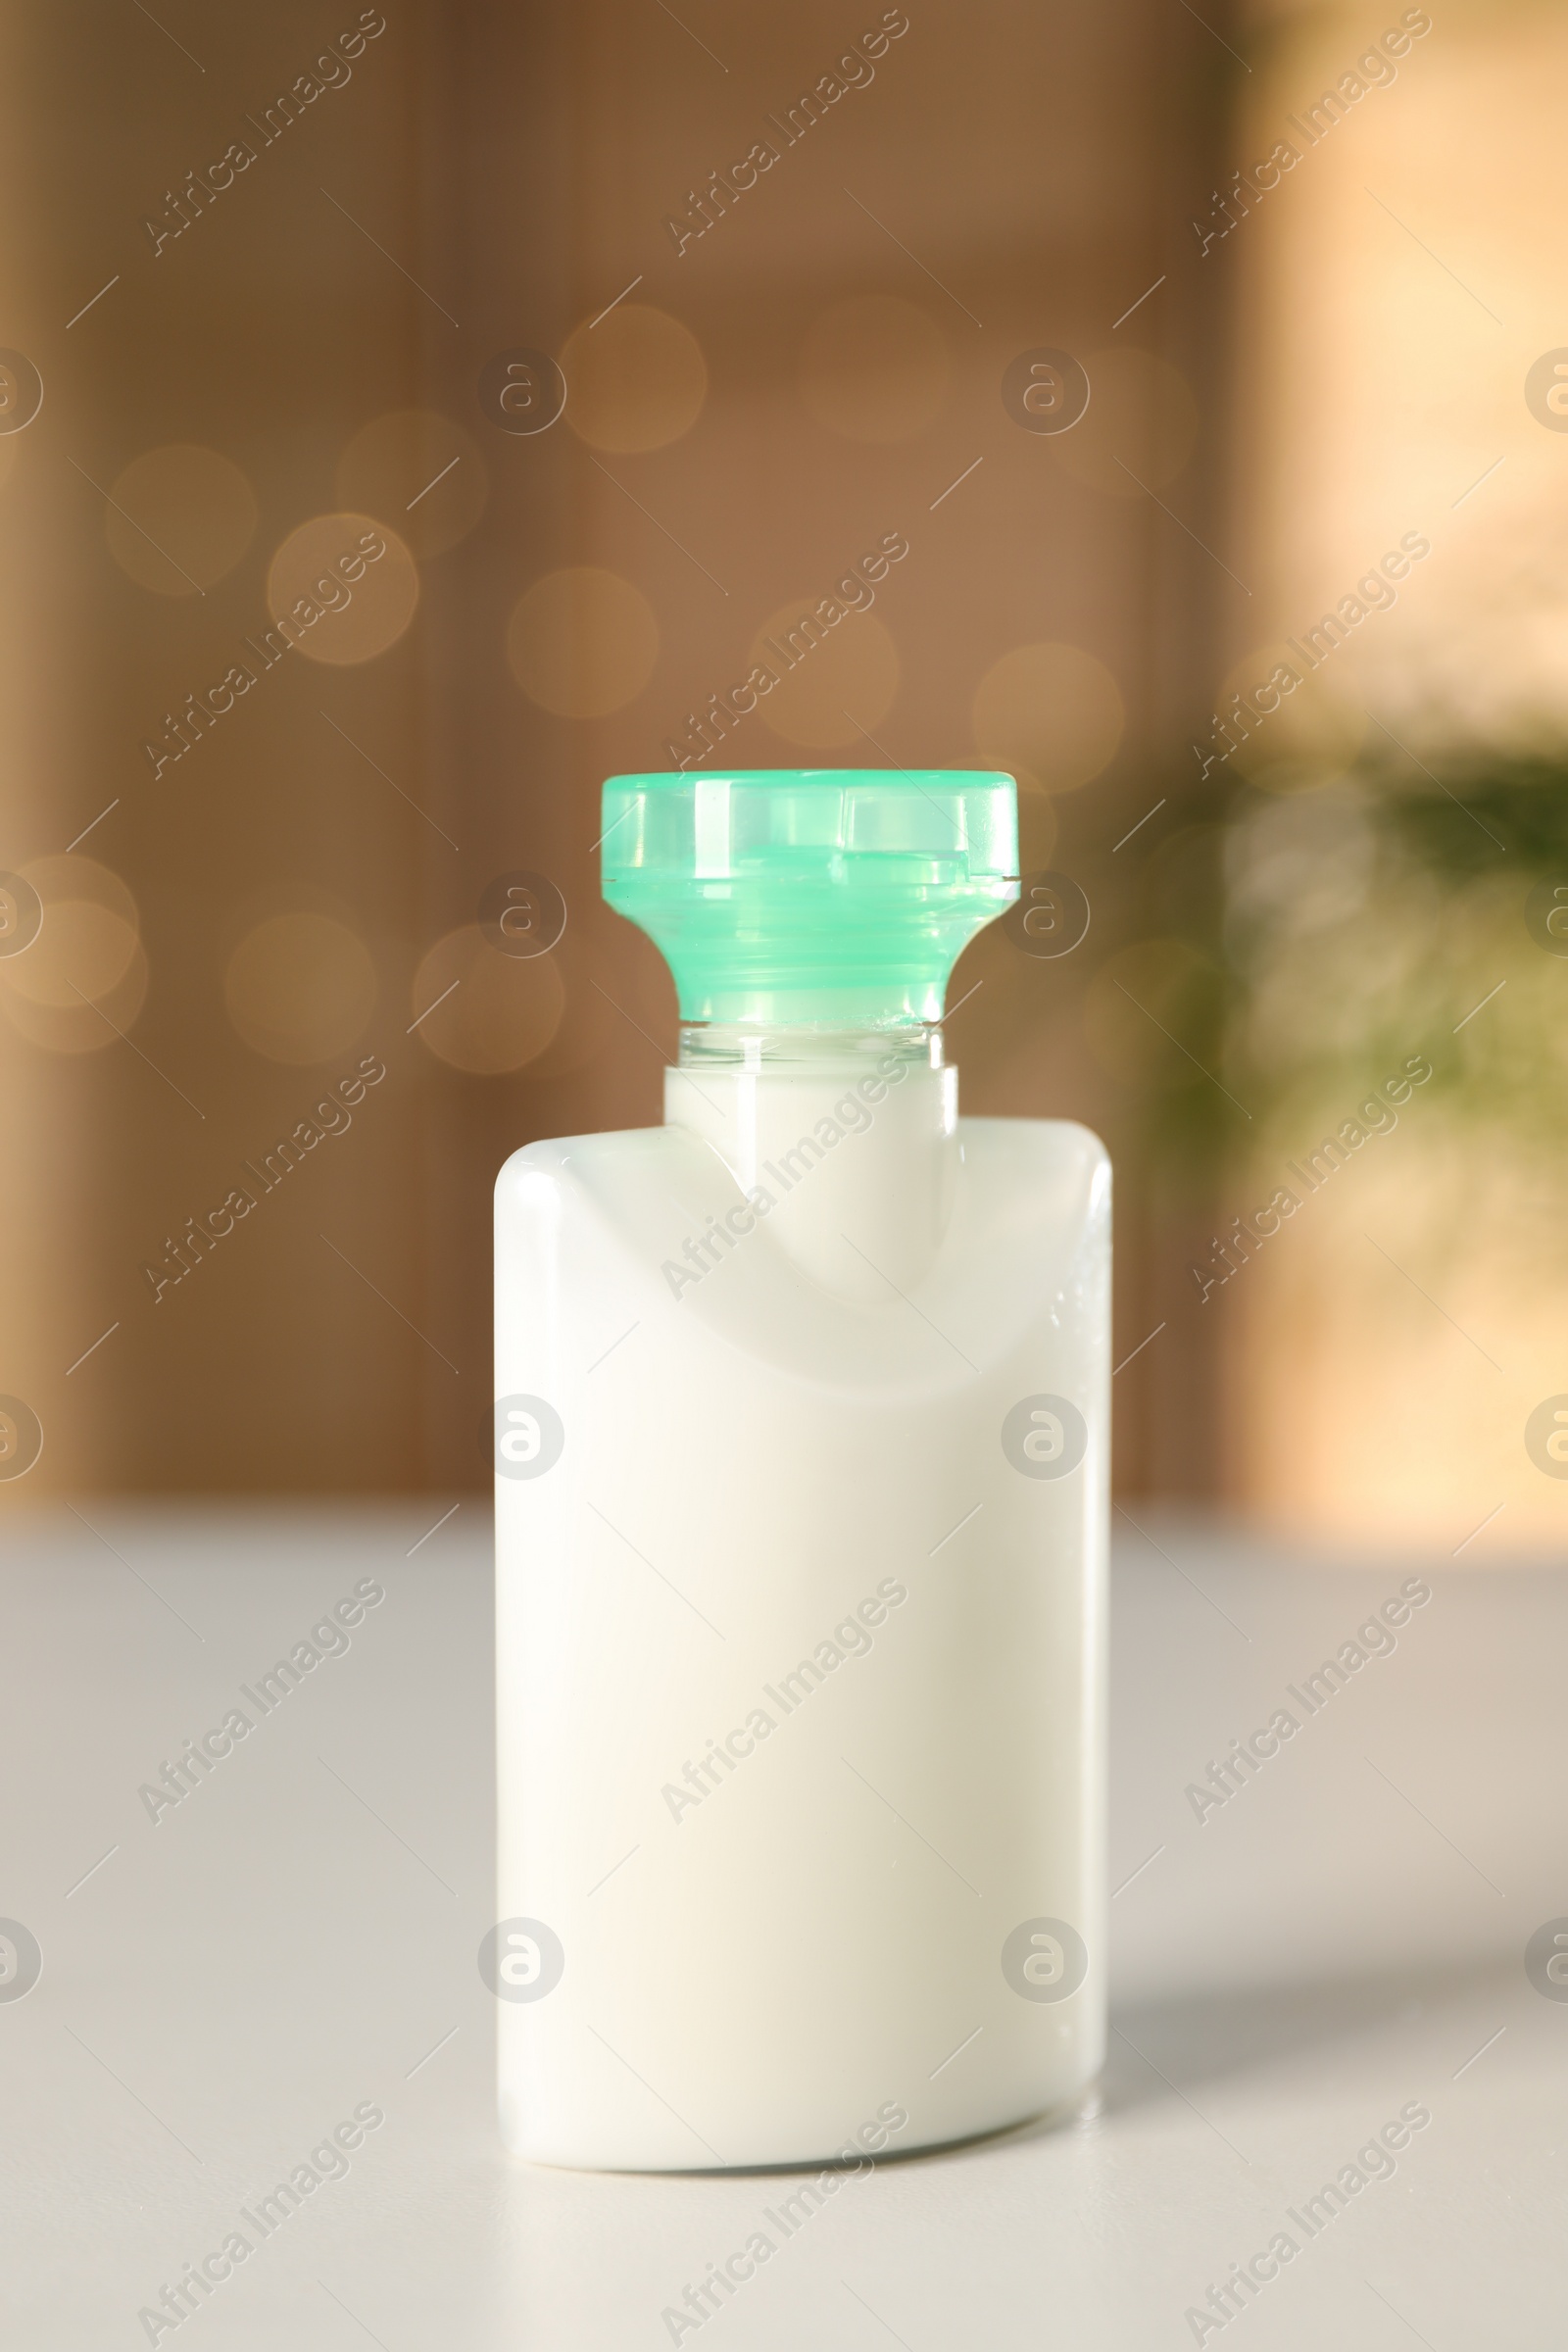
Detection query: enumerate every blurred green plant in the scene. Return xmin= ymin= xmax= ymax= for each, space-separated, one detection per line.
xmin=1123 ymin=755 xmax=1568 ymax=1179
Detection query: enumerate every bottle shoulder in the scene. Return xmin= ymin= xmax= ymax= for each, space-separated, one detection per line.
xmin=495 ymin=1124 xmax=665 ymax=1203
xmin=497 ymin=1113 xmax=1107 ymax=1200
xmin=496 ymin=1114 xmax=1107 ymax=1386
xmin=959 ymin=1113 xmax=1109 ymax=1179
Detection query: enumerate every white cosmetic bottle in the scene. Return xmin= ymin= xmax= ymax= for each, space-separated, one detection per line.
xmin=494 ymin=768 xmax=1108 ymax=2171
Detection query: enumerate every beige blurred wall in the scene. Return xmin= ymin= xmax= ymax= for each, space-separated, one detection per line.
xmin=0 ymin=0 xmax=1239 ymax=1500
xmin=1216 ymin=0 xmax=1568 ymax=1546
xmin=1230 ymin=0 xmax=1568 ymax=744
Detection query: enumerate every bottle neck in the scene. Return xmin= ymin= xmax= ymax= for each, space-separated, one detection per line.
xmin=663 ymin=1026 xmax=957 ymax=1304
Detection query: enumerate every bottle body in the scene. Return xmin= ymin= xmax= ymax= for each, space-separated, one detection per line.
xmin=494 ymin=1034 xmax=1108 ymax=2170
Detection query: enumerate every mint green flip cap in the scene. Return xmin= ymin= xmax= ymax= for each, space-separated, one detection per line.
xmin=601 ymin=768 xmax=1019 ymax=1027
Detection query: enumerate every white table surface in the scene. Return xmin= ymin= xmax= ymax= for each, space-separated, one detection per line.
xmin=2 ymin=1502 xmax=1563 ymax=2348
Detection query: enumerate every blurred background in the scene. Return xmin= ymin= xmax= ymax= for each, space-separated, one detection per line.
xmin=2 ymin=0 xmax=1564 ymax=1548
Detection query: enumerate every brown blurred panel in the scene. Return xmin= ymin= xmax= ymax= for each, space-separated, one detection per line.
xmin=422 ymin=0 xmax=1241 ymax=1498
xmin=0 ymin=0 xmax=1239 ymax=1503
xmin=1 ymin=4 xmax=432 ymax=1493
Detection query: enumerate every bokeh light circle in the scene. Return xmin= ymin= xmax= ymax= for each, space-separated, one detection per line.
xmin=506 ymin=567 xmax=659 ymax=717
xmin=0 ymin=856 xmax=137 ymax=1006
xmin=561 ymin=305 xmax=707 ymax=454
xmin=266 ymin=512 xmax=419 ymax=666
xmin=2 ymin=942 xmax=149 ymax=1053
xmin=0 ymin=856 xmax=147 ymax=1052
xmin=225 ymin=912 xmax=377 ymax=1063
xmin=3 ymin=900 xmax=137 ymax=1007
xmin=972 ymin=642 xmax=1123 ymax=794
xmin=106 ymin=445 xmax=258 ymax=595
xmin=334 ymin=410 xmax=488 ymax=560
xmin=0 ymin=868 xmax=148 ymax=1054
xmin=411 ymin=926 xmax=565 ymax=1073
xmin=749 ymin=598 xmax=900 ymax=748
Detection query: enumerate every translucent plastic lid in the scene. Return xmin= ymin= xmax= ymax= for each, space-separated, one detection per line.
xmin=601 ymin=768 xmax=1019 ymax=1027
